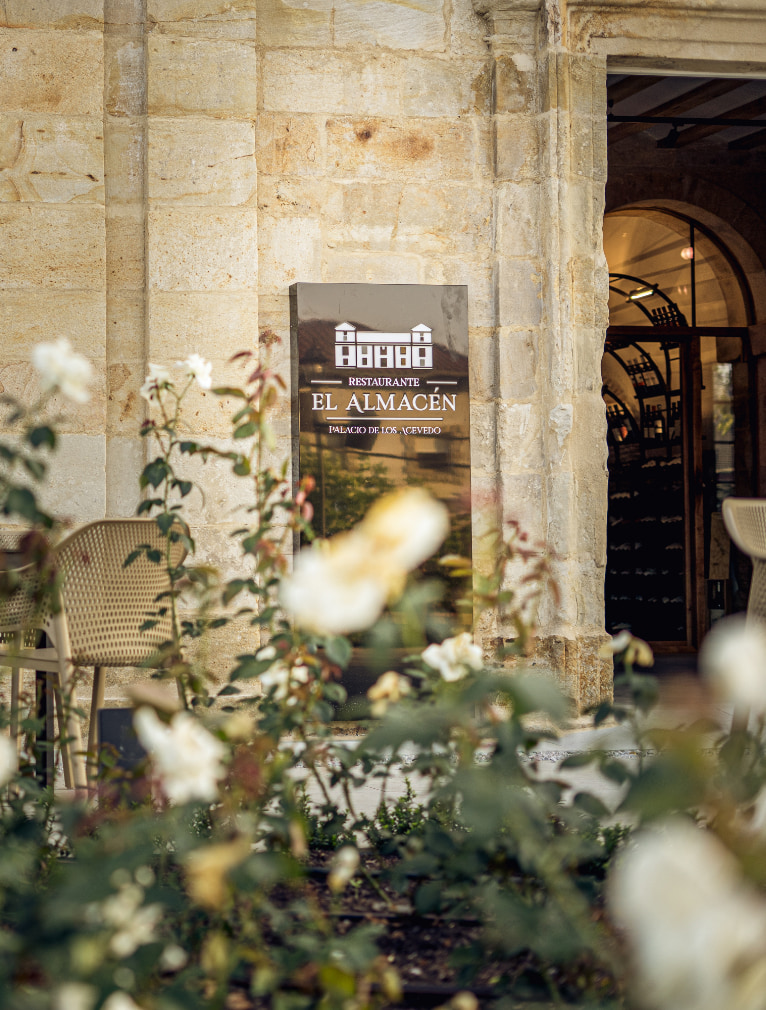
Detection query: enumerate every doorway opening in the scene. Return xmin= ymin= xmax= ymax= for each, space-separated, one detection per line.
xmin=602 ymin=205 xmax=754 ymax=651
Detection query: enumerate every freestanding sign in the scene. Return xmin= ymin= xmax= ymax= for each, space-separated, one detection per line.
xmin=290 ymin=283 xmax=471 ymax=565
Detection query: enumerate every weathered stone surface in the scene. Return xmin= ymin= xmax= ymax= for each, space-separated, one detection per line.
xmin=106 ymin=205 xmax=146 ymax=290
xmin=107 ymin=361 xmax=143 ymax=433
xmin=423 ymin=259 xmax=494 ymax=329
xmin=496 ymin=181 xmax=540 ymax=258
xmin=497 ymin=258 xmax=542 ymax=328
xmin=149 ymin=0 xmax=256 ymax=41
xmin=497 ymin=328 xmax=538 ymax=400
xmin=256 ymin=114 xmax=323 ymax=178
xmin=107 ymin=292 xmax=145 ymax=362
xmin=0 ymin=29 xmax=103 ymax=116
xmin=104 ymin=117 xmax=144 ymax=203
xmin=105 ymin=36 xmax=146 ymax=118
xmin=147 ymin=207 xmax=258 ymax=291
xmin=494 ymin=115 xmax=539 ymax=182
xmin=258 ymin=215 xmax=321 ymax=292
xmin=0 ymin=360 xmax=106 ymax=434
xmin=147 ymin=36 xmax=257 ymax=117
xmin=333 ymin=0 xmax=446 ymax=52
xmin=149 ymin=118 xmax=256 ymax=205
xmin=257 ymin=0 xmax=332 ymax=48
xmin=324 ymin=117 xmax=482 ymax=181
xmin=106 ymin=436 xmax=145 ymax=518
xmin=0 ymin=204 xmax=105 ymax=288
xmin=0 ymin=291 xmax=106 ymax=357
xmin=39 ymin=434 xmax=107 ymax=522
xmin=263 ymin=51 xmax=483 ymax=118
xmin=497 ymin=401 xmax=543 ymax=472
xmin=0 ymin=1 xmax=103 ymax=29
xmin=147 ymin=291 xmax=259 ymax=363
xmin=321 ymin=249 xmax=421 ymax=286
xmin=0 ymin=116 xmax=104 ymax=203
xmin=497 ymin=472 xmax=544 ymax=540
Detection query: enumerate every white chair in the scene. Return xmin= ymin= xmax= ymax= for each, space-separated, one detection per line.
xmin=0 ymin=519 xmax=187 ymax=792
xmin=722 ymin=498 xmax=766 ymax=623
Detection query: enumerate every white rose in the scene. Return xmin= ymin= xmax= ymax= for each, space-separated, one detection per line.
xmin=699 ymin=615 xmax=766 ymax=715
xmin=179 ymin=353 xmax=212 ymax=390
xmin=102 ymin=994 xmax=143 ymax=1010
xmin=0 ymin=734 xmax=18 ymax=788
xmin=52 ymin=983 xmax=98 ymax=1010
xmin=608 ymin=819 xmax=766 ymax=1010
xmin=133 ymin=708 xmax=227 ymax=805
xmin=422 ymin=633 xmax=483 ymax=682
xmin=361 ymin=487 xmax=450 ymax=571
xmin=281 ymin=531 xmax=393 ymax=636
xmin=32 ymin=338 xmax=92 ymax=404
xmin=139 ymin=363 xmax=172 ymax=402
xmin=259 ymin=661 xmax=310 ymax=700
xmin=328 ymin=845 xmax=360 ymax=893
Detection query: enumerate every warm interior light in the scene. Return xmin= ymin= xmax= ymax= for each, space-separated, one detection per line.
xmin=628 ymin=286 xmax=657 ymax=301
xmin=680 ymin=246 xmax=694 ymax=261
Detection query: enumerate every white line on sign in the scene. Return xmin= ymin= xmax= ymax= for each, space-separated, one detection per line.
xmin=310 ymin=380 xmax=343 ymax=384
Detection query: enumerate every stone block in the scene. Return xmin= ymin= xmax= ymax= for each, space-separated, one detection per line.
xmin=1 ymin=1 xmax=103 ymax=28
xmin=324 ymin=117 xmax=479 ymax=181
xmin=107 ymin=360 xmax=144 ymax=434
xmin=448 ymin=0 xmax=491 ymax=59
xmin=497 ymin=328 xmax=538 ymax=400
xmin=147 ymin=290 xmax=260 ymax=361
xmin=106 ymin=435 xmax=144 ymax=517
xmin=497 ymin=401 xmax=542 ymax=473
xmin=106 ymin=205 xmax=146 ymax=291
xmin=39 ymin=433 xmax=107 ymax=523
xmin=256 ymin=114 xmax=322 ymax=178
xmin=147 ymin=36 xmax=257 ymax=118
xmin=149 ymin=0 xmax=256 ymax=41
xmin=494 ymin=53 xmax=538 ymax=115
xmin=0 ymin=360 xmax=106 ymax=434
xmin=0 ymin=204 xmax=105 ymax=289
xmin=105 ymin=0 xmax=147 ymax=29
xmin=0 ymin=116 xmax=104 ymax=203
xmin=394 ymin=182 xmax=492 ymax=255
xmin=104 ymin=117 xmax=145 ymax=203
xmin=257 ymin=0 xmax=332 ymax=48
xmin=147 ymin=207 xmax=258 ymax=291
xmin=497 ymin=471 xmax=544 ymax=542
xmin=0 ymin=29 xmax=103 ymax=116
xmin=467 ymin=327 xmax=496 ymax=402
xmin=321 ymin=249 xmax=420 ymax=286
xmin=262 ymin=51 xmax=345 ymax=115
xmin=494 ymin=115 xmax=539 ymax=183
xmin=469 ymin=399 xmax=495 ymax=460
xmin=496 ymin=182 xmax=540 ymax=258
xmin=105 ymin=35 xmax=146 ymax=118
xmin=423 ymin=259 xmax=494 ymax=329
xmin=149 ymin=118 xmax=256 ymax=205
xmin=107 ymin=292 xmax=145 ymax=362
xmin=159 ymin=436 xmax=260 ymax=526
xmin=0 ymin=291 xmax=106 ymax=358
xmin=398 ymin=59 xmax=486 ymax=118
xmin=258 ymin=215 xmax=321 ymax=293
xmin=497 ymin=258 xmax=542 ymax=328
xmin=334 ymin=0 xmax=446 ymax=52
xmin=257 ymin=178 xmax=342 ymax=224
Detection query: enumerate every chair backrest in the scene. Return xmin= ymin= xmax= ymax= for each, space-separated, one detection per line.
xmin=56 ymin=519 xmax=188 ymax=666
xmin=722 ymin=498 xmax=766 ymax=561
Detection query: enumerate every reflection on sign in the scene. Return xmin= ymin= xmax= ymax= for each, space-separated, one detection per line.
xmin=290 ymin=283 xmax=471 ymax=573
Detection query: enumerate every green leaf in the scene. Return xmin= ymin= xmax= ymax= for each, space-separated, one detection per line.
xmin=137 ymin=498 xmax=162 ymax=515
xmin=178 ymin=441 xmax=200 ymax=454
xmin=123 ymin=549 xmax=142 ymax=568
xmin=217 ymin=684 xmax=241 ymax=697
xmin=600 ymin=758 xmax=631 ymax=785
xmin=325 ymin=636 xmax=352 ymax=668
xmin=560 ymin=752 xmax=597 ymax=769
xmin=233 ymin=421 xmax=257 ymax=439
xmin=175 ymin=480 xmax=193 ymax=498
xmin=414 ymin=880 xmax=442 ymax=914
xmin=212 ymin=386 xmax=248 ymax=399
xmin=573 ymin=791 xmax=611 ymax=818
xmin=22 ymin=457 xmax=46 ymax=481
xmin=5 ymin=487 xmax=40 ymax=522
xmin=155 ymin=513 xmax=175 ymax=535
xmin=233 ymin=459 xmax=251 ymax=477
xmin=141 ymin=458 xmax=170 ymax=489
xmin=28 ymin=425 xmax=56 ymax=449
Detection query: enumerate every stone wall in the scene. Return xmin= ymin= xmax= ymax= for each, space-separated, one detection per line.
xmin=4 ymin=0 xmax=766 ymax=709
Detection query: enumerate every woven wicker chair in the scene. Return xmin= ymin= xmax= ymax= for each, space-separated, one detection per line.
xmin=0 ymin=519 xmax=187 ymax=792
xmin=722 ymin=498 xmax=766 ymax=624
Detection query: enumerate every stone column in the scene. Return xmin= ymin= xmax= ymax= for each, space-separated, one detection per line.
xmin=0 ymin=2 xmax=107 ymax=522
xmin=474 ymin=0 xmax=612 ymax=707
xmin=144 ymin=1 xmax=260 ymax=678
xmin=104 ymin=0 xmax=147 ymax=518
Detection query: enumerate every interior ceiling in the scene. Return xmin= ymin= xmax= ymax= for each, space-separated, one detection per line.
xmin=607 ymin=74 xmax=766 ymax=150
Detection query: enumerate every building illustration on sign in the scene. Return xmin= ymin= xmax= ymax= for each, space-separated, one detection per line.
xmin=334 ymin=323 xmax=433 ymax=369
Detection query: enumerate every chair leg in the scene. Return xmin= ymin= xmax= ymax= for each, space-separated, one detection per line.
xmin=88 ymin=666 xmax=105 ymax=784
xmin=50 ymin=612 xmax=87 ymax=795
xmin=53 ymin=677 xmax=73 ymax=790
xmin=9 ymin=633 xmax=21 ymax=753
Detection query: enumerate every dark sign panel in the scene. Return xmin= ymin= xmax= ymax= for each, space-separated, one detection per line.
xmin=290 ymin=283 xmax=471 ymax=564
